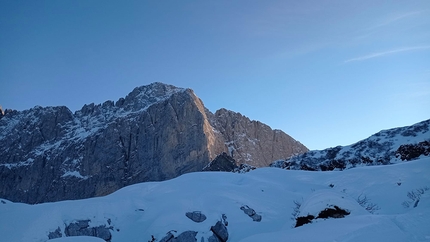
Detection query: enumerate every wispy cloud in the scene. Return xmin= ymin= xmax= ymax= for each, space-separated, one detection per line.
xmin=352 ymin=10 xmax=427 ymax=42
xmin=344 ymin=46 xmax=430 ymax=63
xmin=367 ymin=11 xmax=423 ymax=30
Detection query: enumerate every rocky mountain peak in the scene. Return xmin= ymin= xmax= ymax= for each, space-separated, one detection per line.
xmin=0 ymin=82 xmax=307 ymax=203
xmin=119 ymin=82 xmax=186 ymax=111
xmin=75 ymin=82 xmax=186 ymax=117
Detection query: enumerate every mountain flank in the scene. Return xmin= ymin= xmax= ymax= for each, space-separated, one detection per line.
xmin=271 ymin=119 xmax=430 ymax=171
xmin=0 ymin=82 xmax=307 ymax=203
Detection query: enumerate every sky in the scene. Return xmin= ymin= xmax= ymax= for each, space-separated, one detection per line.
xmin=1 ymin=0 xmax=429 ymax=150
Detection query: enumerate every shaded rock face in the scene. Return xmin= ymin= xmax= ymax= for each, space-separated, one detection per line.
xmin=203 ymin=152 xmax=238 ymax=172
xmin=203 ymin=152 xmax=258 ymax=173
xmin=0 ymin=82 xmax=307 ymax=203
xmin=209 ymin=108 xmax=308 ymax=167
xmin=271 ymin=119 xmax=430 ymax=171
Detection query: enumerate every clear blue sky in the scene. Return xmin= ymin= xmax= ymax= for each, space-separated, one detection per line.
xmin=1 ymin=1 xmax=429 ymax=150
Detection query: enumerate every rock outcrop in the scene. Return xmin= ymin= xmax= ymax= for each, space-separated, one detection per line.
xmin=295 ymin=205 xmax=350 ymax=227
xmin=202 ymin=152 xmax=258 ymax=173
xmin=209 ymin=220 xmax=229 ymax=242
xmin=185 ymin=211 xmax=207 ymax=223
xmin=240 ymin=205 xmax=262 ymax=222
xmin=0 ymin=82 xmax=307 ymax=203
xmin=396 ymin=140 xmax=430 ymax=161
xmin=65 ymin=220 xmax=112 ymax=241
xmin=159 ymin=231 xmax=198 ymax=242
xmin=48 ymin=219 xmax=113 ymax=241
xmin=203 ymin=152 xmax=238 ymax=172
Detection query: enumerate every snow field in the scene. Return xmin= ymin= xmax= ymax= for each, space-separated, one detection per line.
xmin=0 ymin=157 xmax=429 ymax=242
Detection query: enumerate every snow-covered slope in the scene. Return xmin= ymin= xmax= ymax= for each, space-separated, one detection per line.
xmin=272 ymin=119 xmax=430 ymax=171
xmin=1 ymin=156 xmax=429 ymax=242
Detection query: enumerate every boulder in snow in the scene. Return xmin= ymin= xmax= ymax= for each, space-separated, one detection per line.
xmin=185 ymin=211 xmax=207 ymax=223
xmin=210 ymin=221 xmax=228 ymax=242
xmin=240 ymin=205 xmax=262 ymax=222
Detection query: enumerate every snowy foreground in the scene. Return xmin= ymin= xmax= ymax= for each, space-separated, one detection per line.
xmin=1 ymin=157 xmax=430 ymax=242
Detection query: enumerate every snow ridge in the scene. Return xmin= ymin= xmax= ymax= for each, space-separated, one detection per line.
xmin=271 ymin=119 xmax=430 ymax=170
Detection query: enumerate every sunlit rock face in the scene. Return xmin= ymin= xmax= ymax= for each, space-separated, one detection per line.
xmin=0 ymin=82 xmax=307 ymax=203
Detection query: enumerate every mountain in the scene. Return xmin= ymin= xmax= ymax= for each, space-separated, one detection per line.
xmin=271 ymin=119 xmax=430 ymax=171
xmin=1 ymin=155 xmax=429 ymax=242
xmin=0 ymin=82 xmax=307 ymax=204
xmin=208 ymin=108 xmax=307 ymax=166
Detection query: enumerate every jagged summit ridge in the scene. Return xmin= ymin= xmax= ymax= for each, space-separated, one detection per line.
xmin=77 ymin=82 xmax=186 ymax=116
xmin=0 ymin=82 xmax=307 ymax=203
xmin=114 ymin=82 xmax=186 ymax=112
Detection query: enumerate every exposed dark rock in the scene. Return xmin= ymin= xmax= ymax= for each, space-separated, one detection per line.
xmin=203 ymin=153 xmax=257 ymax=173
xmin=186 ymin=211 xmax=207 ymax=223
xmin=203 ymin=152 xmax=237 ymax=172
xmin=173 ymin=231 xmax=198 ymax=242
xmin=316 ymin=205 xmax=350 ymax=219
xmin=396 ymin=141 xmax=430 ymax=161
xmin=300 ymin=164 xmax=317 ymax=171
xmin=240 ymin=205 xmax=262 ymax=222
xmin=48 ymin=227 xmax=62 ymax=239
xmin=233 ymin=164 xmax=256 ymax=173
xmin=160 ymin=231 xmax=197 ymax=242
xmin=295 ymin=215 xmax=315 ymax=227
xmin=221 ymin=214 xmax=228 ymax=226
xmin=64 ymin=219 xmax=112 ymax=241
xmin=210 ymin=221 xmax=228 ymax=242
xmin=208 ymin=234 xmax=221 ymax=242
xmin=295 ymin=206 xmax=350 ymax=228
xmin=65 ymin=220 xmax=91 ymax=237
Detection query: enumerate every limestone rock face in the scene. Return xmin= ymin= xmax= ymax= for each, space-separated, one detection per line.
xmin=209 ymin=108 xmax=308 ymax=167
xmin=0 ymin=82 xmax=307 ymax=203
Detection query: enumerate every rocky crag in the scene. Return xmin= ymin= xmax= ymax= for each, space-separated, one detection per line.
xmin=271 ymin=119 xmax=430 ymax=171
xmin=0 ymin=82 xmax=307 ymax=203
